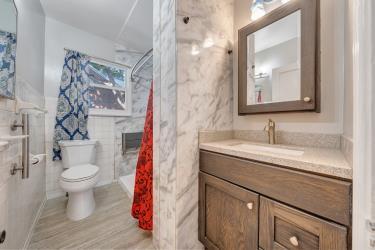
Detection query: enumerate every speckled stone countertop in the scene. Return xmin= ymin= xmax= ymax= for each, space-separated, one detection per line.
xmin=199 ymin=139 xmax=352 ymax=180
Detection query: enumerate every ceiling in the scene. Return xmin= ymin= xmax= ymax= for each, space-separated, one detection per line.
xmin=40 ymin=0 xmax=152 ymax=52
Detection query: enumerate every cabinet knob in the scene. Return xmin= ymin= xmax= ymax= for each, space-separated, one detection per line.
xmin=246 ymin=202 xmax=253 ymax=210
xmin=303 ymin=97 xmax=311 ymax=103
xmin=289 ymin=236 xmax=299 ymax=247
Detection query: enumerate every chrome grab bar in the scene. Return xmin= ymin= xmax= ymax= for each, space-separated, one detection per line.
xmin=9 ymin=114 xmax=30 ymax=179
xmin=21 ymin=114 xmax=29 ymax=179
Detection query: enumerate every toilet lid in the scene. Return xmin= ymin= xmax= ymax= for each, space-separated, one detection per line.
xmin=61 ymin=164 xmax=99 ymax=182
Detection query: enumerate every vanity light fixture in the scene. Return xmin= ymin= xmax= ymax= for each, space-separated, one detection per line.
xmin=251 ymin=0 xmax=266 ymax=21
xmin=251 ymin=0 xmax=291 ymax=21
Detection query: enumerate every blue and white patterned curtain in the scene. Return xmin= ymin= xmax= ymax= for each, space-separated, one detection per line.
xmin=0 ymin=30 xmax=16 ymax=97
xmin=53 ymin=50 xmax=90 ymax=161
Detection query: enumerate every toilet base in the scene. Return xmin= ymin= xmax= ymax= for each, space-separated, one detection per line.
xmin=66 ymin=189 xmax=96 ymax=221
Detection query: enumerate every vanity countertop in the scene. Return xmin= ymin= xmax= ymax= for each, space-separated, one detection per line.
xmin=199 ymin=139 xmax=352 ymax=180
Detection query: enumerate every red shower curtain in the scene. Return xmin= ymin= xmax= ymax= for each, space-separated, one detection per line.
xmin=132 ymin=84 xmax=153 ymax=231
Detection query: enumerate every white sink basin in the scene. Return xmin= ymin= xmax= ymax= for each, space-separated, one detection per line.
xmin=229 ymin=143 xmax=304 ymax=156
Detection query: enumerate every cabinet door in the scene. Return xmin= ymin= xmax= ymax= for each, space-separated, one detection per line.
xmin=199 ymin=172 xmax=259 ymax=250
xmin=259 ymin=197 xmax=348 ymax=250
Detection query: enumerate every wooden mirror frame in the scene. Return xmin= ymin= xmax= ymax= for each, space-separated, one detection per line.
xmin=238 ymin=0 xmax=320 ymax=115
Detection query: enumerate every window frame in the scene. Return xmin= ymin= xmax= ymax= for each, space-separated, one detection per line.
xmin=87 ymin=58 xmax=132 ymax=117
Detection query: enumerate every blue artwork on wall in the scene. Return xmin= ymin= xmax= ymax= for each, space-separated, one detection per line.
xmin=0 ymin=30 xmax=16 ymax=99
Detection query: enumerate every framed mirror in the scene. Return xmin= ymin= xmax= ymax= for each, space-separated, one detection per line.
xmin=0 ymin=0 xmax=17 ymax=99
xmin=238 ymin=0 xmax=319 ymax=115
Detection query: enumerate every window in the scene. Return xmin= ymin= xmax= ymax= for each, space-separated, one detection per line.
xmin=87 ymin=59 xmax=131 ymax=116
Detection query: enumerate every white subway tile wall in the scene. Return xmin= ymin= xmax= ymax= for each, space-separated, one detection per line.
xmin=44 ymin=97 xmax=116 ymax=199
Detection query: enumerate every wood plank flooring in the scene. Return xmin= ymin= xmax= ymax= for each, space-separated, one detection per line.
xmin=28 ymin=183 xmax=153 ymax=250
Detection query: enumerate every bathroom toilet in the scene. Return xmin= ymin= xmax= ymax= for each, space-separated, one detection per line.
xmin=58 ymin=140 xmax=99 ymax=221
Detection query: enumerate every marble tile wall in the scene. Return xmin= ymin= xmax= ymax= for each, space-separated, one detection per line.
xmin=0 ymin=79 xmax=46 ymax=249
xmin=152 ymin=0 xmax=178 ymax=248
xmin=114 ymin=57 xmax=152 ymax=179
xmin=199 ymin=130 xmax=233 ymax=144
xmin=153 ymin=0 xmax=234 ymax=249
xmin=152 ymin=0 xmax=162 ymax=247
xmin=175 ymin=0 xmax=234 ymax=248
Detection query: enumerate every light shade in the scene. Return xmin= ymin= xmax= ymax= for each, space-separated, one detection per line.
xmin=251 ymin=0 xmax=266 ymax=21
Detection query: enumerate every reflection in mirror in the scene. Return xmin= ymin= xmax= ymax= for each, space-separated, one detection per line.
xmin=0 ymin=0 xmax=17 ymax=99
xmin=247 ymin=10 xmax=301 ymax=105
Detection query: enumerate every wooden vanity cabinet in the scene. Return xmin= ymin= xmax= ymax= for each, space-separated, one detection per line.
xmin=199 ymin=172 xmax=259 ymax=250
xmin=199 ymin=150 xmax=352 ymax=250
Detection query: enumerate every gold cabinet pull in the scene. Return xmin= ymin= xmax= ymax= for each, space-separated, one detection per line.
xmin=289 ymin=236 xmax=299 ymax=246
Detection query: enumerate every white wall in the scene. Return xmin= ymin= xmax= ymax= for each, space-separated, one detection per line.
xmin=0 ymin=0 xmax=45 ymax=248
xmin=44 ymin=18 xmax=119 ymax=198
xmin=15 ymin=0 xmax=45 ymax=95
xmin=233 ymin=0 xmax=345 ymax=134
xmin=343 ymin=0 xmax=353 ymax=139
xmin=44 ymin=17 xmax=117 ymax=98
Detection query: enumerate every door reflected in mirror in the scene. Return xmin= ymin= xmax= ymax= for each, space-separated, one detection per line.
xmin=0 ymin=0 xmax=17 ymax=99
xmin=246 ymin=10 xmax=301 ymax=105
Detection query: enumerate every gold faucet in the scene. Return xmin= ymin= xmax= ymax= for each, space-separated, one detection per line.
xmin=264 ymin=119 xmax=276 ymax=145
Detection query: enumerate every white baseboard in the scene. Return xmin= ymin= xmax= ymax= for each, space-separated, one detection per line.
xmin=23 ymin=196 xmax=46 ymax=249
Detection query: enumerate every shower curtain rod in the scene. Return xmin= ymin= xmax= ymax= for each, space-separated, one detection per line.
xmin=131 ymin=48 xmax=153 ymax=81
xmin=63 ymin=47 xmax=131 ymax=69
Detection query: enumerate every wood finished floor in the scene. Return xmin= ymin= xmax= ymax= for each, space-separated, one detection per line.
xmin=29 ymin=183 xmax=153 ymax=250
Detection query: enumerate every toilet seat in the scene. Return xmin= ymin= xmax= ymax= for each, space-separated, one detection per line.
xmin=61 ymin=164 xmax=99 ymax=182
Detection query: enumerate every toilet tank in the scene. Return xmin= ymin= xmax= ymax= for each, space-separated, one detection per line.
xmin=58 ymin=140 xmax=97 ymax=169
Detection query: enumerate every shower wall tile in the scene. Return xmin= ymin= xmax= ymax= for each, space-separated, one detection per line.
xmin=152 ymin=0 xmax=178 ymax=248
xmin=153 ymin=0 xmax=234 ymax=249
xmin=114 ymin=68 xmax=151 ymax=179
xmin=175 ymin=0 xmax=234 ymax=248
xmin=152 ymin=0 xmax=161 ymax=246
